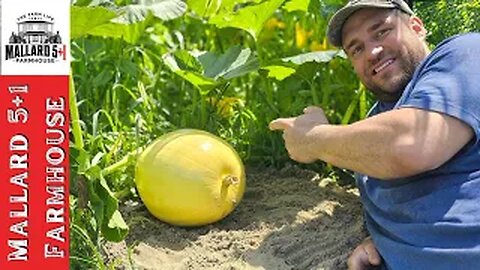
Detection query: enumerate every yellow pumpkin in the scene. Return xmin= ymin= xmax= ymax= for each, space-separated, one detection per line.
xmin=135 ymin=129 xmax=246 ymax=226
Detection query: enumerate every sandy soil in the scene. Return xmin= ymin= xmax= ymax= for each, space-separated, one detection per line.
xmin=105 ymin=165 xmax=367 ymax=270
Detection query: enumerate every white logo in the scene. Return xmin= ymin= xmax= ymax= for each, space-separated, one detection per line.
xmin=1 ymin=0 xmax=70 ymax=76
xmin=5 ymin=12 xmax=67 ymax=64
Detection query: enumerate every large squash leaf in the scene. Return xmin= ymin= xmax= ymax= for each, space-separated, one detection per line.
xmin=209 ymin=0 xmax=286 ymax=40
xmin=163 ymin=46 xmax=259 ymax=92
xmin=71 ymin=6 xmax=148 ymax=43
xmin=188 ymin=0 xmax=260 ymax=18
xmin=71 ymin=6 xmax=118 ymax=39
xmin=198 ymin=45 xmax=259 ymax=80
xmin=71 ymin=0 xmax=186 ymax=43
xmin=115 ymin=0 xmax=187 ymax=24
xmin=260 ymin=50 xmax=345 ymax=81
xmin=282 ymin=50 xmax=345 ymax=65
xmin=187 ymin=0 xmax=223 ymax=17
xmin=163 ymin=51 xmax=216 ymax=92
xmin=283 ymin=0 xmax=311 ymax=12
xmin=87 ymin=19 xmax=150 ymax=44
xmin=261 ymin=65 xmax=296 ymax=81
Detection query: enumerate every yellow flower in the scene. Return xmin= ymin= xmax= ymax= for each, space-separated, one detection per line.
xmin=265 ymin=17 xmax=286 ymax=31
xmin=310 ymin=37 xmax=331 ymax=51
xmin=208 ymin=97 xmax=244 ymax=118
xmin=295 ymin=22 xmax=313 ymax=49
xmin=310 ymin=41 xmax=323 ymax=51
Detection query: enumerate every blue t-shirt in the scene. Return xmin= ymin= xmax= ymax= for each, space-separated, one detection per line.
xmin=356 ymin=33 xmax=480 ymax=270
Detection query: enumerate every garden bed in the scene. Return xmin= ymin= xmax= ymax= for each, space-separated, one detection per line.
xmin=105 ymin=165 xmax=366 ymax=270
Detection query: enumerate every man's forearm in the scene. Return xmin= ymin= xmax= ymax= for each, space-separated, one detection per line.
xmin=309 ymin=107 xmax=474 ymax=180
xmin=310 ymin=120 xmax=404 ymax=179
xmin=270 ymin=107 xmax=473 ymax=179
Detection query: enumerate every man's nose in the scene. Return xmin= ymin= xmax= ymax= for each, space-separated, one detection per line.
xmin=371 ymin=46 xmax=383 ymax=55
xmin=367 ymin=43 xmax=384 ymax=63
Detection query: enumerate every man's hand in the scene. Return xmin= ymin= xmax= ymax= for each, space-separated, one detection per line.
xmin=269 ymin=106 xmax=329 ymax=163
xmin=347 ymin=237 xmax=382 ymax=270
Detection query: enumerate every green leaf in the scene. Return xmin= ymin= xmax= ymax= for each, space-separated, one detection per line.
xmin=115 ymin=0 xmax=187 ymax=24
xmin=91 ymin=152 xmax=105 ymax=167
xmin=87 ymin=19 xmax=150 ymax=44
xmin=177 ymin=71 xmax=217 ymax=92
xmin=294 ymin=62 xmax=321 ymax=82
xmin=283 ymin=0 xmax=311 ymax=12
xmin=86 ymin=173 xmax=104 ymax=234
xmin=118 ymin=58 xmax=139 ymax=77
xmin=85 ymin=165 xmax=129 ymax=242
xmin=92 ymin=69 xmax=114 ymax=88
xmin=282 ymin=50 xmax=345 ymax=65
xmin=209 ymin=0 xmax=286 ymax=40
xmin=187 ymin=0 xmax=255 ymax=18
xmin=309 ymin=0 xmax=345 ymax=17
xmin=206 ymin=0 xmax=263 ymax=17
xmin=97 ymin=177 xmax=129 ymax=242
xmin=262 ymin=65 xmax=296 ymax=81
xmin=88 ymin=0 xmax=114 ymax=6
xmin=163 ymin=52 xmax=216 ymax=92
xmin=163 ymin=46 xmax=259 ymax=92
xmin=105 ymin=210 xmax=129 ymax=242
xmin=71 ymin=6 xmax=118 ymax=39
xmin=74 ymin=148 xmax=91 ymax=174
xmin=173 ymin=50 xmax=204 ymax=73
xmin=186 ymin=0 xmax=222 ymax=17
xmin=72 ymin=1 xmax=184 ymax=43
xmin=73 ymin=0 xmax=94 ymax=6
xmin=198 ymin=45 xmax=259 ymax=80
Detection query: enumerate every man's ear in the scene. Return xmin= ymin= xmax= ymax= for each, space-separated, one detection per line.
xmin=410 ymin=16 xmax=427 ymax=39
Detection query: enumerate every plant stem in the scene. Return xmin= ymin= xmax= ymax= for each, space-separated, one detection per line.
xmin=308 ymin=80 xmax=320 ymax=105
xmin=102 ymin=147 xmax=143 ymax=176
xmin=358 ymin=82 xmax=368 ymax=119
xmin=70 ymin=71 xmax=84 ymax=149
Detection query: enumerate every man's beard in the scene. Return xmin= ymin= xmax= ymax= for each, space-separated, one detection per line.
xmin=366 ymin=49 xmax=423 ymax=103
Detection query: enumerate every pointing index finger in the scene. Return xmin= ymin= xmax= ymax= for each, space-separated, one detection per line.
xmin=269 ymin=118 xmax=293 ymax=131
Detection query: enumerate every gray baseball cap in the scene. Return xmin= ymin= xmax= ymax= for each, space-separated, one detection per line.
xmin=327 ymin=0 xmax=414 ymax=47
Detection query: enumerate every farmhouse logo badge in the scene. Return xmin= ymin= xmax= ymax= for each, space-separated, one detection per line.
xmin=4 ymin=12 xmax=67 ymax=64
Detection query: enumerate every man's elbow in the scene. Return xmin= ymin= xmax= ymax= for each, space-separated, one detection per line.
xmin=388 ymin=148 xmax=442 ymax=179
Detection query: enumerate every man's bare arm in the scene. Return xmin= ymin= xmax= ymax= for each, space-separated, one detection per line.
xmin=270 ymin=107 xmax=474 ymax=179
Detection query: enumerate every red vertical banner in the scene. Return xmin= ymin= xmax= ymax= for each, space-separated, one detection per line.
xmin=0 ymin=77 xmax=70 ymax=270
xmin=1 ymin=1 xmax=70 ymax=269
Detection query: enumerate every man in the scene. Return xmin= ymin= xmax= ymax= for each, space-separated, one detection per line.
xmin=269 ymin=0 xmax=480 ymax=269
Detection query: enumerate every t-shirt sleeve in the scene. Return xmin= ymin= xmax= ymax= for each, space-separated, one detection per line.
xmin=398 ymin=35 xmax=480 ymax=141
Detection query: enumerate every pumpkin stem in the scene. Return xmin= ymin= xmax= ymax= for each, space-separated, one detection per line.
xmin=223 ymin=175 xmax=239 ymax=186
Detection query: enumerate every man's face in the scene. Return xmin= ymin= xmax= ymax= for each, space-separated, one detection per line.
xmin=342 ymin=8 xmax=429 ymax=102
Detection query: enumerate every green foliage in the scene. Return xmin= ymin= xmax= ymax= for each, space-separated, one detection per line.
xmin=262 ymin=65 xmax=296 ymax=80
xmin=71 ymin=0 xmax=186 ymax=43
xmin=69 ymin=0 xmax=479 ymax=268
xmin=163 ymin=45 xmax=260 ymax=92
xmin=415 ymin=0 xmax=480 ymax=45
xmin=283 ymin=0 xmax=311 ymax=12
xmin=281 ymin=49 xmax=345 ymax=65
xmin=71 ymin=6 xmax=118 ymax=39
xmin=208 ymin=0 xmax=286 ymax=40
xmin=118 ymin=0 xmax=187 ymax=22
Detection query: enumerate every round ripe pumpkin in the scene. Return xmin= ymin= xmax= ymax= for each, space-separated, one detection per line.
xmin=135 ymin=129 xmax=246 ymax=226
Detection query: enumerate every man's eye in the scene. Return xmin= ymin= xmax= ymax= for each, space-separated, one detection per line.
xmin=376 ymin=29 xmax=390 ymax=39
xmin=351 ymin=46 xmax=362 ymax=56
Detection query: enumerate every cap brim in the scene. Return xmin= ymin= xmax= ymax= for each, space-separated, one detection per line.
xmin=327 ymin=3 xmax=398 ymax=47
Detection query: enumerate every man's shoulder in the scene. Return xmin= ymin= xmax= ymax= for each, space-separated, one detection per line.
xmin=420 ymin=32 xmax=480 ymax=70
xmin=434 ymin=32 xmax=480 ymax=54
